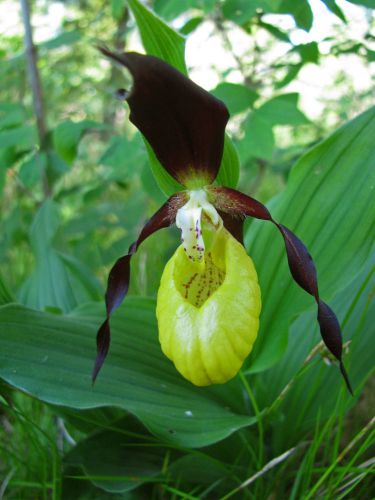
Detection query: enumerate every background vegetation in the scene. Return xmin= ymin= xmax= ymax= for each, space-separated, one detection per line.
xmin=0 ymin=0 xmax=374 ymax=498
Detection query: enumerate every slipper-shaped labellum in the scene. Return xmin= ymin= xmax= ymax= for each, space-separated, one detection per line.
xmin=94 ymin=48 xmax=352 ymax=394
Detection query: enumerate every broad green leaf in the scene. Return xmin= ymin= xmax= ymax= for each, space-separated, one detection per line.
xmin=18 ymin=151 xmax=46 ymax=188
xmin=0 ymin=271 xmax=14 ymax=305
xmin=245 ymin=106 xmax=375 ymax=372
xmin=65 ymin=419 xmax=166 ymax=493
xmin=278 ymin=0 xmax=313 ymax=31
xmin=53 ymin=120 xmax=104 ymax=164
xmin=127 ymin=0 xmax=186 ymax=74
xmin=145 ymin=140 xmax=184 ymax=196
xmin=0 ymin=125 xmax=37 ymax=150
xmin=0 ymin=102 xmax=26 ymax=129
xmin=211 ymin=83 xmax=258 ymax=115
xmin=237 ymin=112 xmax=275 ymax=163
xmin=0 ymin=298 xmax=256 ymax=447
xmin=296 ymin=42 xmax=320 ymax=64
xmin=215 ymin=135 xmax=240 ymax=188
xmin=222 ymin=0 xmax=257 ymax=24
xmin=320 ymin=0 xmax=347 ymax=22
xmin=99 ymin=133 xmax=147 ymax=182
xmin=256 ymin=93 xmax=309 ymax=126
xmin=18 ymin=200 xmax=102 ymax=312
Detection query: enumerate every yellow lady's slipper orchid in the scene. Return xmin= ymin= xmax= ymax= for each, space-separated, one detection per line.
xmin=93 ymin=49 xmax=352 ymax=394
xmin=157 ymin=190 xmax=261 ymax=385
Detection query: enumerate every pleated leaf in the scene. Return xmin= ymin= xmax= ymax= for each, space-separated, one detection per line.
xmin=0 ymin=297 xmax=256 ymax=447
xmin=245 ymin=106 xmax=375 ymax=372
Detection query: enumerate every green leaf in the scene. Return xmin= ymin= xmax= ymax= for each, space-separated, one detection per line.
xmin=296 ymin=42 xmax=320 ymax=64
xmin=258 ymin=20 xmax=291 ymax=42
xmin=211 ymin=82 xmax=258 ymax=115
xmin=99 ymin=133 xmax=146 ymax=182
xmin=18 ymin=200 xmax=102 ymax=312
xmin=127 ymin=0 xmax=187 ymax=74
xmin=260 ymin=251 xmax=375 ymax=450
xmin=320 ymin=0 xmax=347 ymax=22
xmin=0 ymin=272 xmax=14 ymax=305
xmin=18 ymin=152 xmax=46 ymax=188
xmin=256 ymin=93 xmax=309 ymax=126
xmin=111 ymin=0 xmax=126 ymax=20
xmin=222 ymin=0 xmax=257 ymax=24
xmin=0 ymin=298 xmax=256 ymax=447
xmin=0 ymin=125 xmax=37 ymax=150
xmin=154 ymin=0 xmax=200 ymax=20
xmin=237 ymin=112 xmax=275 ymax=162
xmin=65 ymin=418 xmax=165 ymax=493
xmin=39 ymin=30 xmax=81 ymax=50
xmin=180 ymin=16 xmax=204 ymax=35
xmin=366 ymin=47 xmax=375 ymax=62
xmin=0 ymin=102 xmax=26 ymax=129
xmin=145 ymin=140 xmax=184 ymax=196
xmin=216 ymin=135 xmax=240 ymax=188
xmin=278 ymin=0 xmax=313 ymax=31
xmin=346 ymin=0 xmax=375 ymax=7
xmin=53 ymin=120 xmax=104 ymax=164
xmin=275 ymin=63 xmax=303 ymax=89
xmin=245 ymin=106 xmax=375 ymax=372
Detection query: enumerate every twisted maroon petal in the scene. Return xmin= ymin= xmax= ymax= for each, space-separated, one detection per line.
xmin=93 ymin=192 xmax=187 ymax=383
xmin=98 ymin=47 xmax=229 ymax=187
xmin=209 ymin=186 xmax=353 ymax=394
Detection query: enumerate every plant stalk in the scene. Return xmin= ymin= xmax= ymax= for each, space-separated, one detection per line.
xmin=20 ymin=0 xmax=51 ymax=197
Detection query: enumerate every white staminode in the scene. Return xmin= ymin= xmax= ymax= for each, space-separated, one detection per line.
xmin=175 ymin=189 xmax=222 ymax=262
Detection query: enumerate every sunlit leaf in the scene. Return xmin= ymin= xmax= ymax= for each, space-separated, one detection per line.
xmin=127 ymin=0 xmax=186 ymax=74
xmin=211 ymin=82 xmax=258 ymax=115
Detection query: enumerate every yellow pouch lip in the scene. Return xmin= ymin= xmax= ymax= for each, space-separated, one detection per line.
xmin=156 ymin=228 xmax=261 ymax=386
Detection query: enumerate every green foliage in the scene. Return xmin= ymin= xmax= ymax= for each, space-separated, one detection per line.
xmin=127 ymin=0 xmax=187 ymax=74
xmin=0 ymin=298 xmax=256 ymax=447
xmin=211 ymin=82 xmax=258 ymax=115
xmin=245 ymin=105 xmax=375 ymax=372
xmin=53 ymin=120 xmax=104 ymax=164
xmin=0 ymin=0 xmax=374 ymax=497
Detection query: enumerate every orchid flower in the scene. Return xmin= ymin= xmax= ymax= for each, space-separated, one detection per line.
xmin=93 ymin=48 xmax=352 ymax=393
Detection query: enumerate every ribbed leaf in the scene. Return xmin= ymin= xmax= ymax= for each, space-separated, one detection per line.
xmin=262 ymin=250 xmax=375 ymax=451
xmin=0 ymin=298 xmax=256 ymax=447
xmin=127 ymin=0 xmax=186 ymax=74
xmin=245 ymin=106 xmax=375 ymax=372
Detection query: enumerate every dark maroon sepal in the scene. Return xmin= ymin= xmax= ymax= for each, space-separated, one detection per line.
xmin=98 ymin=47 xmax=229 ymax=187
xmin=218 ymin=210 xmax=244 ymax=244
xmin=209 ymin=186 xmax=352 ymax=394
xmin=92 ymin=192 xmax=187 ymax=383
